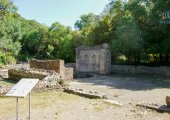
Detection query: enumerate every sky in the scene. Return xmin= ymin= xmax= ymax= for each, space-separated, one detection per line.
xmin=13 ymin=0 xmax=109 ymax=29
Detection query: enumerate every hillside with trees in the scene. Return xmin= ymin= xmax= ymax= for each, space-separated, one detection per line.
xmin=0 ymin=0 xmax=170 ymax=67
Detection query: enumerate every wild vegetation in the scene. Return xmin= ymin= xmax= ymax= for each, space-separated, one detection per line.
xmin=0 ymin=0 xmax=170 ymax=67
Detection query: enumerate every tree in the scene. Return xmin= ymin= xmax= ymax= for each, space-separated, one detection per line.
xmin=111 ymin=13 xmax=143 ymax=63
xmin=126 ymin=0 xmax=170 ymax=65
xmin=74 ymin=13 xmax=99 ymax=30
xmin=0 ymin=0 xmax=17 ymax=19
xmin=49 ymin=22 xmax=74 ymax=62
xmin=18 ymin=19 xmax=49 ymax=61
xmin=0 ymin=0 xmax=21 ymax=64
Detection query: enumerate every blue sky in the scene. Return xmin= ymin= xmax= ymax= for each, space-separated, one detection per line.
xmin=13 ymin=0 xmax=109 ymax=29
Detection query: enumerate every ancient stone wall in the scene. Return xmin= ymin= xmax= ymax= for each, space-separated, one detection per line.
xmin=111 ymin=65 xmax=170 ymax=76
xmin=1 ymin=69 xmax=66 ymax=96
xmin=30 ymin=59 xmax=73 ymax=80
xmin=76 ymin=43 xmax=111 ymax=75
xmin=8 ymin=69 xmax=48 ymax=80
xmin=30 ymin=59 xmax=61 ymax=73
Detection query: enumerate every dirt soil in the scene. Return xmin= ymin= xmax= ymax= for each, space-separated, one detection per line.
xmin=69 ymin=74 xmax=170 ymax=120
xmin=1 ymin=74 xmax=170 ymax=120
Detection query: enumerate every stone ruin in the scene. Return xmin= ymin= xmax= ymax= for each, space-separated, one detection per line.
xmin=30 ymin=59 xmax=73 ymax=80
xmin=4 ymin=59 xmax=73 ymax=94
xmin=76 ymin=43 xmax=111 ymax=75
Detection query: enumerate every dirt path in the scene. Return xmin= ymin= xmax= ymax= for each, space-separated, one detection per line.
xmin=69 ymin=75 xmax=170 ymax=120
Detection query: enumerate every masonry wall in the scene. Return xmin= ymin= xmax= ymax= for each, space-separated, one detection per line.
xmin=111 ymin=65 xmax=170 ymax=76
xmin=30 ymin=59 xmax=62 ymax=73
xmin=30 ymin=59 xmax=73 ymax=80
xmin=76 ymin=43 xmax=111 ymax=75
xmin=8 ymin=69 xmax=47 ymax=80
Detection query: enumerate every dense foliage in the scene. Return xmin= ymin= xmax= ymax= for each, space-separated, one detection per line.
xmin=0 ymin=0 xmax=170 ymax=67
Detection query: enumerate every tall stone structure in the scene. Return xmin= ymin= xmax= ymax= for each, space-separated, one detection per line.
xmin=76 ymin=43 xmax=111 ymax=75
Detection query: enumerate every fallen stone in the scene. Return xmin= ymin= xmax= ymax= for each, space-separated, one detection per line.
xmin=103 ymin=99 xmax=123 ymax=107
xmin=64 ymin=88 xmax=107 ymax=99
xmin=0 ymin=69 xmax=8 ymax=78
xmin=136 ymin=102 xmax=170 ymax=113
xmin=166 ymin=95 xmax=170 ymax=106
xmin=114 ymin=94 xmax=119 ymax=97
xmin=0 ymin=86 xmax=12 ymax=96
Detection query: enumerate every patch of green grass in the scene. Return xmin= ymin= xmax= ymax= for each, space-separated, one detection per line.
xmin=94 ymin=105 xmax=105 ymax=112
xmin=92 ymin=100 xmax=119 ymax=112
xmin=91 ymin=101 xmax=106 ymax=112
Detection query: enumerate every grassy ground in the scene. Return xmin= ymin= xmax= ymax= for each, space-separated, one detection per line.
xmin=1 ymin=91 xmax=74 ymax=118
xmin=0 ymin=90 xmax=111 ymax=120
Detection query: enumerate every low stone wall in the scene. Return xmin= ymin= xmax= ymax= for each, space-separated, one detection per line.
xmin=8 ymin=69 xmax=47 ymax=80
xmin=0 ymin=68 xmax=67 ymax=96
xmin=30 ymin=59 xmax=61 ymax=73
xmin=0 ymin=69 xmax=8 ymax=79
xmin=62 ymin=67 xmax=74 ymax=80
xmin=30 ymin=59 xmax=73 ymax=80
xmin=111 ymin=65 xmax=170 ymax=76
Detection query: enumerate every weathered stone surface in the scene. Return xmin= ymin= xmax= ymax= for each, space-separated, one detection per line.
xmin=64 ymin=88 xmax=107 ymax=99
xmin=30 ymin=59 xmax=73 ymax=80
xmin=166 ymin=95 xmax=170 ymax=106
xmin=8 ymin=69 xmax=47 ymax=80
xmin=0 ymin=86 xmax=12 ymax=96
xmin=111 ymin=65 xmax=170 ymax=76
xmin=63 ymin=67 xmax=73 ymax=80
xmin=7 ymin=68 xmax=67 ymax=90
xmin=1 ymin=60 xmax=72 ymax=95
xmin=103 ymin=99 xmax=123 ymax=107
xmin=136 ymin=103 xmax=170 ymax=113
xmin=76 ymin=43 xmax=111 ymax=75
xmin=0 ymin=69 xmax=8 ymax=78
xmin=30 ymin=59 xmax=61 ymax=73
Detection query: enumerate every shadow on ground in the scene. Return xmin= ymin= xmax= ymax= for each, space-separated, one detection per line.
xmin=0 ymin=79 xmax=18 ymax=85
xmin=75 ymin=74 xmax=170 ymax=91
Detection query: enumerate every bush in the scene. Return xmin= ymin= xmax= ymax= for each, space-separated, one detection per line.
xmin=0 ymin=52 xmax=16 ymax=65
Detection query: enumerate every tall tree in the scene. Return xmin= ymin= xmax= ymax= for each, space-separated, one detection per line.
xmin=0 ymin=0 xmax=21 ymax=64
xmin=49 ymin=22 xmax=74 ymax=62
xmin=74 ymin=13 xmax=99 ymax=30
xmin=112 ymin=13 xmax=143 ymax=63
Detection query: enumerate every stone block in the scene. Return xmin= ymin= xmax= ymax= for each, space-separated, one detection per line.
xmin=64 ymin=88 xmax=107 ymax=99
xmin=166 ymin=95 xmax=170 ymax=106
xmin=103 ymin=99 xmax=123 ymax=107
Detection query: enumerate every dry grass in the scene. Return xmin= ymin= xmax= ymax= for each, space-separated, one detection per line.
xmin=0 ymin=91 xmax=82 ymax=116
xmin=0 ymin=90 xmax=114 ymax=120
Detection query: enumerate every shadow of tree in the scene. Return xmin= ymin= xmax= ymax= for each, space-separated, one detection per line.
xmin=3 ymin=78 xmax=18 ymax=84
xmin=75 ymin=74 xmax=170 ymax=91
